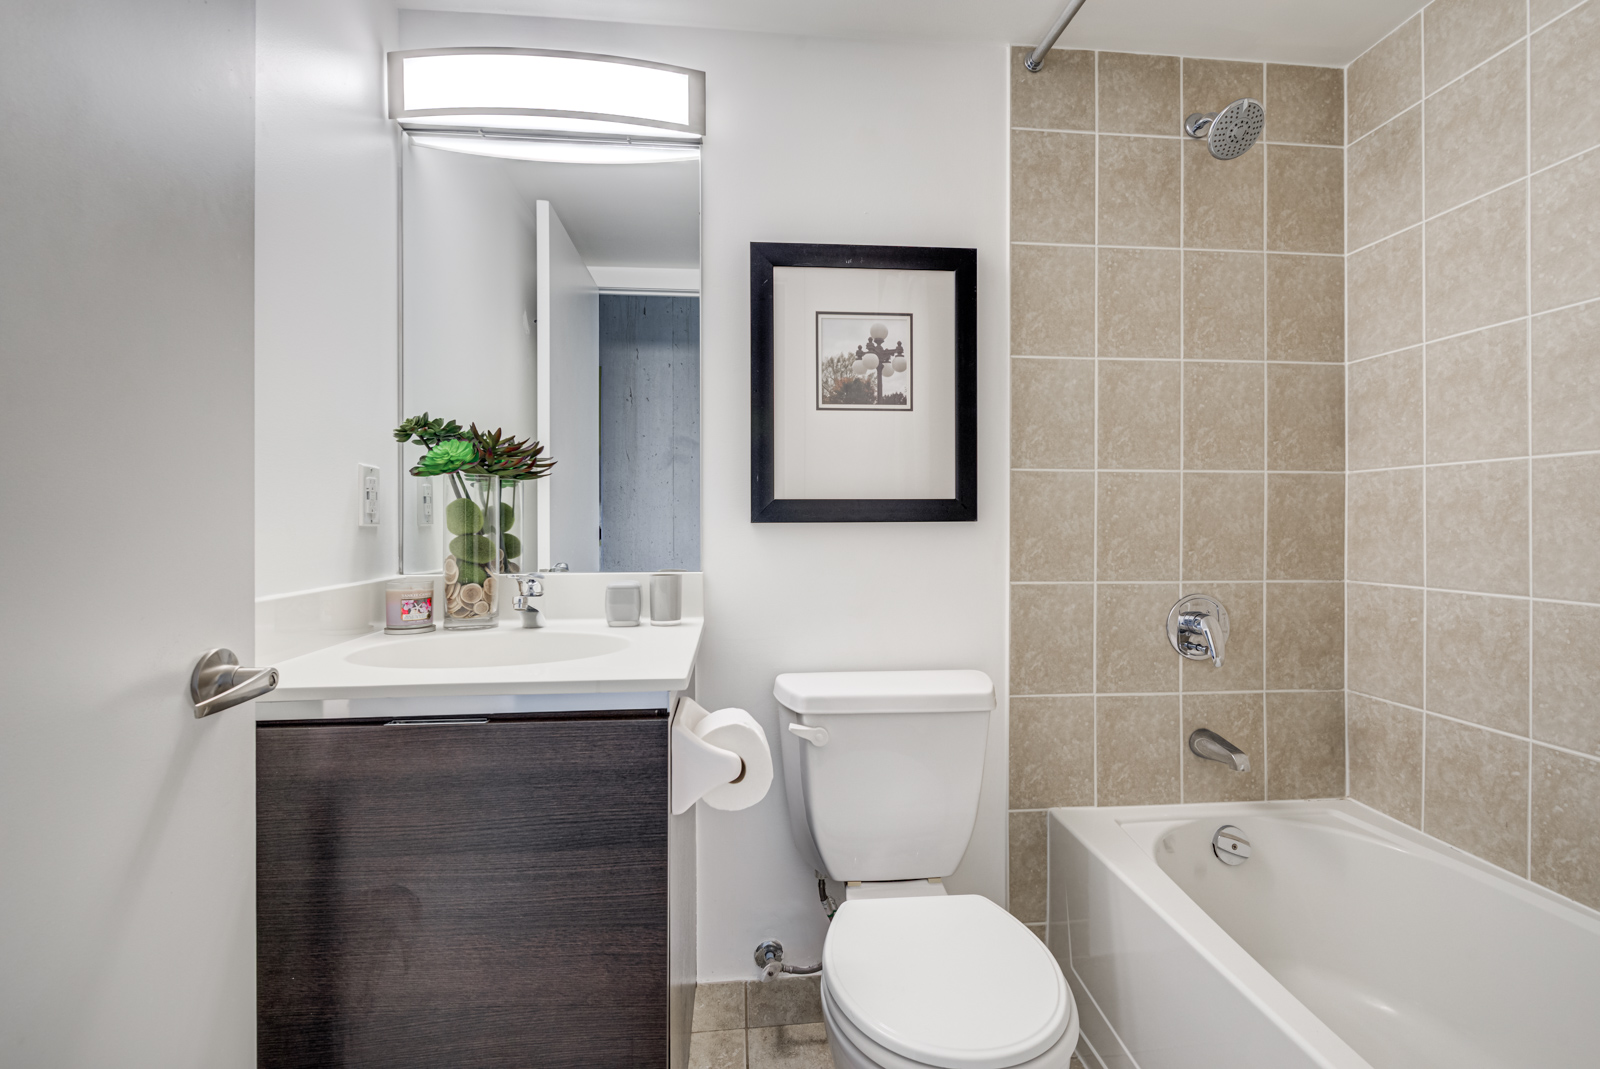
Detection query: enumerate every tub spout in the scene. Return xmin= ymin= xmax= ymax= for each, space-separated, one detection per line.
xmin=1190 ymin=728 xmax=1250 ymax=772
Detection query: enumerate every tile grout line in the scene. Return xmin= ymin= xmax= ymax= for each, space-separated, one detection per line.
xmin=1345 ymin=690 xmax=1600 ymax=766
xmin=1343 ymin=57 xmax=1352 ymax=802
xmin=1524 ymin=0 xmax=1536 ymax=881
xmin=1345 ymin=292 xmax=1600 ymax=366
xmin=1418 ymin=8 xmax=1429 ymax=835
xmin=1260 ymin=60 xmax=1272 ymax=803
xmin=1092 ymin=47 xmax=1101 ymax=812
xmin=1014 ymin=239 xmax=1344 ymax=258
xmin=1177 ymin=55 xmax=1186 ymax=808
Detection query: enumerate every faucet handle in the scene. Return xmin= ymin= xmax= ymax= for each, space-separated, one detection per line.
xmin=1167 ymin=594 xmax=1229 ymax=669
xmin=504 ymin=573 xmax=545 ymax=627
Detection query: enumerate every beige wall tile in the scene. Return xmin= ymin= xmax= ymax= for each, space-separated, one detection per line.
xmin=1532 ymin=600 xmax=1600 ymax=756
xmin=1349 ymin=694 xmax=1424 ymax=826
xmin=1348 ymin=347 xmax=1424 ymax=470
xmin=1012 ymin=357 xmax=1095 ymax=468
xmin=1097 ymin=472 xmax=1180 ymax=580
xmin=1426 ymin=322 xmax=1529 ymax=464
xmin=1008 ymin=810 xmax=1047 ymax=922
xmin=1185 ymin=140 xmax=1264 ymax=250
xmin=1348 ymin=228 xmax=1424 ymax=358
xmin=1532 ymin=747 xmax=1600 ymax=910
xmin=1349 ymin=15 xmax=1422 ymax=141
xmin=1185 ymin=362 xmax=1265 ymax=470
xmin=1012 ymin=130 xmax=1096 ymax=243
xmin=747 ymin=974 xmax=822 ymax=1027
xmin=1185 ymin=252 xmax=1264 ymax=359
xmin=1532 ymin=0 xmax=1584 ymax=25
xmin=1011 ymin=46 xmax=1096 ymax=131
xmin=689 ymin=1028 xmax=745 ymax=1069
xmin=1097 ymin=695 xmax=1181 ymax=805
xmin=1348 ymin=468 xmax=1426 ymax=585
xmin=1010 ymin=696 xmax=1096 ymax=808
xmin=693 ymin=982 xmax=746 ymax=1032
xmin=1267 ymin=473 xmax=1344 ymax=580
xmin=1532 ymin=148 xmax=1600 ymax=313
xmin=1267 ymin=254 xmax=1344 ymax=361
xmin=1182 ymin=582 xmax=1266 ymax=693
xmin=1098 ymin=248 xmax=1181 ymax=359
xmin=1265 ymin=64 xmax=1343 ymax=146
xmin=1425 ymin=46 xmax=1527 ymax=216
xmin=1425 ymin=716 xmax=1530 ymax=875
xmin=1265 ymin=582 xmax=1344 ymax=689
xmin=1011 ymin=583 xmax=1095 ymax=694
xmin=1427 ymin=591 xmax=1531 ymax=734
xmin=1267 ymin=145 xmax=1344 ymax=254
xmin=1426 ymin=181 xmax=1528 ymax=340
xmin=1266 ymin=691 xmax=1347 ymax=799
xmin=1427 ymin=460 xmax=1530 ymax=596
xmin=1012 ymin=244 xmax=1095 ymax=357
xmin=1531 ymin=1 xmax=1600 ymax=169
xmin=1182 ymin=58 xmax=1264 ymax=120
xmin=1423 ymin=0 xmax=1526 ymax=93
xmin=1098 ymin=137 xmax=1182 ymax=247
xmin=1348 ymin=582 xmax=1425 ymax=706
xmin=1268 ymin=363 xmax=1344 ymax=471
xmin=1532 ymin=301 xmax=1600 ymax=454
xmin=1097 ymin=583 xmax=1181 ymax=692
xmin=1183 ymin=692 xmax=1265 ymax=802
xmin=1532 ymin=453 xmax=1600 ymax=602
xmin=1100 ymin=360 xmax=1181 ymax=469
xmin=1012 ymin=471 xmax=1096 ymax=581
xmin=1348 ymin=105 xmax=1423 ymax=250
xmin=1183 ymin=473 xmax=1265 ymax=579
xmin=1099 ymin=52 xmax=1180 ymax=136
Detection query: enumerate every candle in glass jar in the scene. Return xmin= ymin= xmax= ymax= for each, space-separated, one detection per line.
xmin=385 ymin=578 xmax=436 ymax=634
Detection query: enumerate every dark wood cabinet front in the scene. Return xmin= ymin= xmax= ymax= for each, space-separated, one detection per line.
xmin=257 ymin=713 xmax=668 ymax=1069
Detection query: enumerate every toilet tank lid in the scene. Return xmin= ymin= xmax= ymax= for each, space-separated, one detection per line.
xmin=774 ymin=670 xmax=995 ymax=714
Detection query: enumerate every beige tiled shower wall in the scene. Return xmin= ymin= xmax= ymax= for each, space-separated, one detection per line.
xmin=1344 ymin=0 xmax=1600 ymax=910
xmin=1007 ymin=48 xmax=1347 ymax=925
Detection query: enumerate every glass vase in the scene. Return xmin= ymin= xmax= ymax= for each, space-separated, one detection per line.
xmin=496 ymin=479 xmax=527 ymax=575
xmin=442 ymin=473 xmax=500 ymax=630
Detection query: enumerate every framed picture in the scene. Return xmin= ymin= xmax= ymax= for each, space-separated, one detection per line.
xmin=751 ymin=242 xmax=977 ymax=523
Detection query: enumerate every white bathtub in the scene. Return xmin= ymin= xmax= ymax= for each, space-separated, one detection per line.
xmin=1047 ymin=800 xmax=1600 ymax=1069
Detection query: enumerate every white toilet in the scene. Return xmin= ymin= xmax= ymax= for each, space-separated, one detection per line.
xmin=775 ymin=670 xmax=1079 ymax=1069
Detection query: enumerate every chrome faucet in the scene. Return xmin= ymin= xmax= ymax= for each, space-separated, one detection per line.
xmin=1167 ymin=594 xmax=1229 ymax=668
xmin=506 ymin=573 xmax=545 ymax=628
xmin=1189 ymin=728 xmax=1250 ymax=772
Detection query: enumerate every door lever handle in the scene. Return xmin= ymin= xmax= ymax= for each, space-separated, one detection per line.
xmin=191 ymin=648 xmax=279 ymax=718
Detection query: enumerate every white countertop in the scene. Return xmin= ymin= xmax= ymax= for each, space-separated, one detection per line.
xmin=259 ymin=616 xmax=703 ymax=705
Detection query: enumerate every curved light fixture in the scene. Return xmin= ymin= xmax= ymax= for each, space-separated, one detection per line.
xmin=408 ymin=132 xmax=701 ymax=166
xmin=388 ymin=47 xmax=705 ymax=141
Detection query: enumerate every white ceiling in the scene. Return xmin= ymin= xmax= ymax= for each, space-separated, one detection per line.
xmin=408 ymin=0 xmax=1427 ymax=67
xmin=501 ymin=155 xmax=700 ymax=268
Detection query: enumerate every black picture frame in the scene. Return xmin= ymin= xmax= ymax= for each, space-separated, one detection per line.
xmin=750 ymin=242 xmax=978 ymax=523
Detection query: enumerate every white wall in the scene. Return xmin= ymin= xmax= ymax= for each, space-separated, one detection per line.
xmin=401 ymin=10 xmax=1010 ymax=980
xmin=0 ymin=0 xmax=257 ymax=1062
xmin=401 ymin=145 xmax=539 ymax=571
xmin=256 ymin=0 xmax=401 ymax=596
xmin=539 ymin=202 xmax=602 ymax=572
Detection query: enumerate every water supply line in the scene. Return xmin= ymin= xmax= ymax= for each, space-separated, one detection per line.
xmin=1024 ymin=0 xmax=1092 ymax=72
xmin=755 ymin=939 xmax=821 ymax=982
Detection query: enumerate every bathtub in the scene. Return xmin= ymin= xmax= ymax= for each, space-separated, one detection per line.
xmin=1046 ymin=799 xmax=1600 ymax=1069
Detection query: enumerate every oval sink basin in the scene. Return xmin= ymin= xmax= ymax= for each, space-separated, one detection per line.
xmin=345 ymin=629 xmax=630 ymax=670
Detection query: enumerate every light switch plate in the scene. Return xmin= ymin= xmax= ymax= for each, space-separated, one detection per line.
xmin=418 ymin=477 xmax=434 ymax=527
xmin=358 ymin=464 xmax=380 ymax=527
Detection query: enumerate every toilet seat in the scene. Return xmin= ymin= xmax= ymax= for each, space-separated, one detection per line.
xmin=822 ymin=895 xmax=1075 ymax=1069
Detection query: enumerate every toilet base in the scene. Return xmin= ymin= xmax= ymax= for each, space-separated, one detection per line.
xmin=821 ymin=975 xmax=1079 ymax=1069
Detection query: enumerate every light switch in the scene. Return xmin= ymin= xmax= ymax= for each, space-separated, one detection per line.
xmin=419 ymin=477 xmax=434 ymax=527
xmin=358 ymin=464 xmax=380 ymax=527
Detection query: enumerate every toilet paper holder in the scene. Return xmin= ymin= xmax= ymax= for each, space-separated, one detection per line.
xmin=670 ymin=697 xmax=773 ymax=815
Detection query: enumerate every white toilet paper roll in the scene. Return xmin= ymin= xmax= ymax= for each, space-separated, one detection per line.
xmin=693 ymin=708 xmax=774 ymax=811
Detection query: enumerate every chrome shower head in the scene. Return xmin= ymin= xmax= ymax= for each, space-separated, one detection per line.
xmin=1184 ymin=98 xmax=1265 ymax=160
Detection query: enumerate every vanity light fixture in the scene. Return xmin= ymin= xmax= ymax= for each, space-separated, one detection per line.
xmin=388 ymin=47 xmax=704 ymax=164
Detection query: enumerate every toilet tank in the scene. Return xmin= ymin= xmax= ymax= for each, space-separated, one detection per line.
xmin=775 ymin=670 xmax=995 ymax=883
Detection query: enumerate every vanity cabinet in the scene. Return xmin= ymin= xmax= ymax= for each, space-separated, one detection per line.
xmin=257 ymin=711 xmax=670 ymax=1068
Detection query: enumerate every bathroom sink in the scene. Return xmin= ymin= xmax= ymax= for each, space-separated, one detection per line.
xmin=344 ymin=629 xmax=630 ymax=670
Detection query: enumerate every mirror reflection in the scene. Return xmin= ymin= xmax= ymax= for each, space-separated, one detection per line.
xmin=399 ymin=140 xmax=701 ymax=574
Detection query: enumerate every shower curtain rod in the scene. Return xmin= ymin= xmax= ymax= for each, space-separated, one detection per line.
xmin=1024 ymin=0 xmax=1091 ymax=71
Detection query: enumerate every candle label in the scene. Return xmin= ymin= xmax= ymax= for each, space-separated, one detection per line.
xmin=400 ymin=596 xmax=432 ymax=622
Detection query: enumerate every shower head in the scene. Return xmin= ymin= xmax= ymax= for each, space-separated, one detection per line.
xmin=1184 ymin=98 xmax=1265 ymax=160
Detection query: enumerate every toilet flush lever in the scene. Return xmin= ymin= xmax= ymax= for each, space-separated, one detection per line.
xmin=788 ymin=723 xmax=829 ymax=747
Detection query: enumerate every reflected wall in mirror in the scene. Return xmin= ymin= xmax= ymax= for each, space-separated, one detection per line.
xmin=399 ymin=141 xmax=700 ymax=574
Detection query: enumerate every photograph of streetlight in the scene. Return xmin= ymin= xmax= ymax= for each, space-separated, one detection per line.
xmin=815 ymin=312 xmax=913 ymax=411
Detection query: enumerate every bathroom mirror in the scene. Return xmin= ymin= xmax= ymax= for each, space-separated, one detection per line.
xmin=397 ymin=139 xmax=701 ymax=574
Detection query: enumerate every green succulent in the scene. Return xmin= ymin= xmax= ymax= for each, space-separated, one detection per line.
xmin=455 ymin=560 xmax=488 ymax=586
xmin=470 ymin=424 xmax=557 ymax=482
xmin=449 ymin=534 xmax=497 ymax=564
xmin=412 ymin=438 xmax=477 ymax=477
xmin=394 ymin=413 xmax=466 ymax=449
xmin=445 ymin=498 xmax=483 ymax=535
xmin=501 ymin=533 xmax=522 ymax=559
